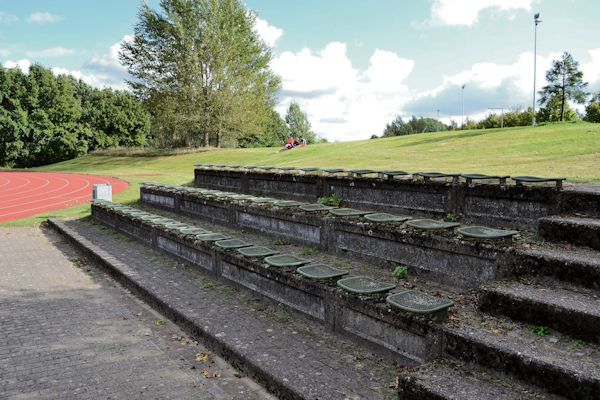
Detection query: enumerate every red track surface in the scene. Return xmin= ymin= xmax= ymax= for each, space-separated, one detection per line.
xmin=0 ymin=172 xmax=128 ymax=223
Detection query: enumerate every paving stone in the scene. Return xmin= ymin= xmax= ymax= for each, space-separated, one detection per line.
xmin=0 ymin=227 xmax=274 ymax=400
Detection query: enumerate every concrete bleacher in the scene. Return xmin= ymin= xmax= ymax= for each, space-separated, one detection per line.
xmin=50 ymin=165 xmax=600 ymax=400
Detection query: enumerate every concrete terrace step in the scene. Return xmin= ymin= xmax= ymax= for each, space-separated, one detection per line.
xmin=539 ymin=215 xmax=600 ymax=250
xmin=89 ymin=204 xmax=600 ymax=399
xmin=398 ymin=358 xmax=564 ymax=400
xmin=89 ymin=202 xmax=454 ymax=365
xmin=49 ymin=218 xmax=401 ymax=400
xmin=480 ymin=279 xmax=600 ymax=343
xmin=515 ymin=246 xmax=600 ymax=290
xmin=443 ymin=317 xmax=600 ymax=400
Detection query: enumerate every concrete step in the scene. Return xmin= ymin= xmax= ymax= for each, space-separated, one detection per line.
xmin=539 ymin=215 xmax=600 ymax=250
xmin=444 ymin=314 xmax=600 ymax=400
xmin=398 ymin=358 xmax=564 ymax=400
xmin=50 ymin=218 xmax=402 ymax=400
xmin=479 ymin=279 xmax=600 ymax=343
xmin=515 ymin=246 xmax=600 ymax=291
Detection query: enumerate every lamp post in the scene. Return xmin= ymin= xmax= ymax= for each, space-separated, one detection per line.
xmin=532 ymin=12 xmax=542 ymax=125
xmin=461 ymin=84 xmax=466 ymax=129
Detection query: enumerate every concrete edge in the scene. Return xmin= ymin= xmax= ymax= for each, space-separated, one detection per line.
xmin=47 ymin=218 xmax=304 ymax=400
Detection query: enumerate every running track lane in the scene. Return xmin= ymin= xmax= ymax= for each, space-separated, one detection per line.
xmin=0 ymin=172 xmax=128 ymax=223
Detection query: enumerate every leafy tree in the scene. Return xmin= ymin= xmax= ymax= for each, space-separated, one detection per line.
xmin=0 ymin=64 xmax=150 ymax=167
xmin=537 ymin=95 xmax=577 ymax=122
xmin=585 ymin=92 xmax=600 ymax=123
xmin=383 ymin=116 xmax=447 ymax=136
xmin=538 ymin=52 xmax=588 ymax=121
xmin=285 ymin=102 xmax=316 ymax=143
xmin=478 ymin=107 xmax=534 ymax=129
xmin=120 ymin=0 xmax=280 ymax=148
xmin=238 ymin=109 xmax=287 ymax=147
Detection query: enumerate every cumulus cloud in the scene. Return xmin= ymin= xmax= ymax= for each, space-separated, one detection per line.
xmin=3 ymin=59 xmax=32 ymax=73
xmin=26 ymin=47 xmax=76 ymax=58
xmin=76 ymin=35 xmax=132 ymax=90
xmin=272 ymin=43 xmax=414 ymax=141
xmin=420 ymin=0 xmax=535 ymax=27
xmin=27 ymin=12 xmax=61 ymax=24
xmin=254 ymin=16 xmax=283 ymax=48
xmin=582 ymin=48 xmax=600 ymax=92
xmin=404 ymin=50 xmax=563 ymax=121
xmin=0 ymin=11 xmax=18 ymax=24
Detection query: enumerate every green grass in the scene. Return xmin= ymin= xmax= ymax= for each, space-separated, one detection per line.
xmin=3 ymin=122 xmax=600 ymax=226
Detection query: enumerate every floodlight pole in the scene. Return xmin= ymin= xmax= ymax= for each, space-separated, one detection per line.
xmin=461 ymin=84 xmax=466 ymax=129
xmin=532 ymin=13 xmax=542 ymax=126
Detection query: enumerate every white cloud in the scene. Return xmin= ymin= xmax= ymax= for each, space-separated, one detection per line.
xmin=3 ymin=59 xmax=32 ymax=73
xmin=404 ymin=50 xmax=589 ymax=122
xmin=272 ymin=43 xmax=414 ymax=141
xmin=424 ymin=0 xmax=535 ymax=27
xmin=0 ymin=11 xmax=18 ymax=24
xmin=26 ymin=47 xmax=76 ymax=58
xmin=0 ymin=48 xmax=10 ymax=57
xmin=254 ymin=16 xmax=283 ymax=48
xmin=27 ymin=12 xmax=61 ymax=24
xmin=582 ymin=48 xmax=600 ymax=89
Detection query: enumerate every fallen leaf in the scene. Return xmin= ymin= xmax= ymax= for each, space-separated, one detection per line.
xmin=196 ymin=353 xmax=210 ymax=362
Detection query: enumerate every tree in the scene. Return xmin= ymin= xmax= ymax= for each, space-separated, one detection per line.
xmin=538 ymin=52 xmax=588 ymax=121
xmin=238 ymin=109 xmax=287 ymax=147
xmin=538 ymin=95 xmax=577 ymax=122
xmin=0 ymin=64 xmax=150 ymax=167
xmin=585 ymin=92 xmax=600 ymax=123
xmin=120 ymin=0 xmax=281 ymax=148
xmin=382 ymin=115 xmax=447 ymax=136
xmin=285 ymin=102 xmax=316 ymax=143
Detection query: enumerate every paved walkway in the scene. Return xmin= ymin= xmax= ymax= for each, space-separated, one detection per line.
xmin=0 ymin=227 xmax=274 ymax=399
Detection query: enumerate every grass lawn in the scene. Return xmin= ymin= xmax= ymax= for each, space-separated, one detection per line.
xmin=4 ymin=121 xmax=600 ymax=226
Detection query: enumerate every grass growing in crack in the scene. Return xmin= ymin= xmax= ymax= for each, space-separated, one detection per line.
xmin=274 ymin=313 xmax=290 ymax=324
xmin=155 ymin=319 xmax=166 ymax=326
xmin=246 ymin=298 xmax=267 ymax=311
xmin=220 ymin=286 xmax=238 ymax=296
xmin=529 ymin=326 xmax=551 ymax=337
xmin=202 ymin=281 xmax=216 ymax=289
xmin=273 ymin=239 xmax=290 ymax=246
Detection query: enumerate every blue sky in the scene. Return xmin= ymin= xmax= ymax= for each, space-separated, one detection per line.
xmin=1 ymin=0 xmax=599 ymax=141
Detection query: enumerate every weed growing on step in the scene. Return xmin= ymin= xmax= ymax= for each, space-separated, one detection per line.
xmin=446 ymin=212 xmax=458 ymax=222
xmin=274 ymin=239 xmax=290 ymax=246
xmin=318 ymin=193 xmax=342 ymax=207
xmin=393 ymin=266 xmax=408 ymax=279
xmin=529 ymin=326 xmax=551 ymax=336
xmin=571 ymin=339 xmax=584 ymax=349
xmin=155 ymin=319 xmax=166 ymax=326
xmin=301 ymin=247 xmax=315 ymax=256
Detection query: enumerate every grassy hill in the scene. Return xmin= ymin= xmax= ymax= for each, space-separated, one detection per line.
xmin=4 ymin=121 xmax=600 ymax=226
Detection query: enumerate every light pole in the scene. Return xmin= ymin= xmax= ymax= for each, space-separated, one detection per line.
xmin=461 ymin=84 xmax=466 ymax=129
xmin=532 ymin=12 xmax=542 ymax=125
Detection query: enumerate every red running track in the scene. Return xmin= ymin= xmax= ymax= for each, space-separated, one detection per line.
xmin=0 ymin=172 xmax=128 ymax=223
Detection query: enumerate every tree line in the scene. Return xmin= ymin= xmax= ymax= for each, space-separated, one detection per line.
xmin=0 ymin=65 xmax=150 ymax=167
